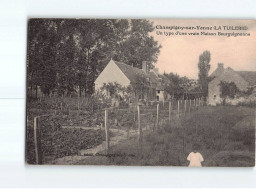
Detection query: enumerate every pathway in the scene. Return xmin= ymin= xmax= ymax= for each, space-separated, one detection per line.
xmin=48 ymin=128 xmax=139 ymax=165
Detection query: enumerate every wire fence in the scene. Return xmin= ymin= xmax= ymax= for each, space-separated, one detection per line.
xmin=26 ymin=98 xmax=205 ymax=164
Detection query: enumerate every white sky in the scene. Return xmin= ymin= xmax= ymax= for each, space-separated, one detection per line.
xmin=150 ymin=19 xmax=256 ymax=79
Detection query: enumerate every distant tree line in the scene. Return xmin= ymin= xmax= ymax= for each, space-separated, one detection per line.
xmin=162 ymin=50 xmax=212 ymax=100
xmin=163 ymin=73 xmax=201 ymax=100
xmin=27 ymin=19 xmax=161 ymax=98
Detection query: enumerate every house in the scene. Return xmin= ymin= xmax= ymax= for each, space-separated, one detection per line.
xmin=208 ymin=64 xmax=256 ymax=105
xmin=94 ymin=59 xmax=170 ymax=103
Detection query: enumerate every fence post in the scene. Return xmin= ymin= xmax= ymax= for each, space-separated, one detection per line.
xmin=133 ymin=105 xmax=136 ymax=122
xmin=137 ymin=105 xmax=142 ymax=143
xmin=189 ymin=99 xmax=191 ymax=113
xmin=178 ymin=100 xmax=180 ymax=117
xmin=156 ymin=103 xmax=159 ymax=131
xmin=183 ymin=136 xmax=185 ymax=153
xmin=33 ymin=117 xmax=42 ymax=164
xmin=60 ymin=102 xmax=63 ymax=111
xmin=169 ymin=101 xmax=172 ymax=123
xmin=105 ymin=109 xmax=109 ymax=151
xmin=184 ymin=100 xmax=187 ymax=114
xmin=55 ymin=103 xmax=57 ymax=115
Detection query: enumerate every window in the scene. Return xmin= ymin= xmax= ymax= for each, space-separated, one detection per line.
xmin=157 ymin=90 xmax=160 ymax=94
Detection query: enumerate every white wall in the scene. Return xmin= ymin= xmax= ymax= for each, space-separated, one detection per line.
xmin=94 ymin=60 xmax=130 ymax=91
xmin=208 ymin=69 xmax=250 ymax=105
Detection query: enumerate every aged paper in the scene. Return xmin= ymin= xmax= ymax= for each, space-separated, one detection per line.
xmin=26 ymin=19 xmax=256 ymax=166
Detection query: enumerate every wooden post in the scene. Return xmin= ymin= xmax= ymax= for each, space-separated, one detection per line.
xmin=184 ymin=100 xmax=187 ymax=114
xmin=105 ymin=109 xmax=109 ymax=150
xmin=55 ymin=103 xmax=57 ymax=115
xmin=60 ymin=102 xmax=63 ymax=111
xmin=177 ymin=100 xmax=180 ymax=116
xmin=137 ymin=105 xmax=141 ymax=142
xmin=169 ymin=101 xmax=172 ymax=123
xmin=156 ymin=103 xmax=159 ymax=131
xmin=34 ymin=116 xmax=38 ymax=163
xmin=183 ymin=136 xmax=185 ymax=153
xmin=133 ymin=105 xmax=136 ymax=122
xmin=189 ymin=99 xmax=191 ymax=113
xmin=127 ymin=128 xmax=130 ymax=138
xmin=33 ymin=117 xmax=42 ymax=164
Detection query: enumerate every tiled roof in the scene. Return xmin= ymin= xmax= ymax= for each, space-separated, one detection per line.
xmin=113 ymin=60 xmax=167 ymax=89
xmin=113 ymin=60 xmax=147 ymax=83
xmin=236 ymin=71 xmax=256 ymax=86
xmin=210 ymin=65 xmax=256 ymax=87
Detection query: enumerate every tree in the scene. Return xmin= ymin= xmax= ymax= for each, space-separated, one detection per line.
xmin=130 ymin=74 xmax=150 ymax=101
xmin=120 ymin=20 xmax=161 ymax=69
xmin=27 ymin=19 xmax=161 ymax=98
xmin=163 ymin=73 xmax=198 ymax=99
xmin=219 ymin=81 xmax=240 ymax=104
xmin=198 ymin=50 xmax=211 ymax=97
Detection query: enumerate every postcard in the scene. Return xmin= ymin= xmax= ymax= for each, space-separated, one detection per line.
xmin=26 ymin=19 xmax=256 ymax=166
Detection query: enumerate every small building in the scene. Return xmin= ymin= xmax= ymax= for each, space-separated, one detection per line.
xmin=94 ymin=59 xmax=170 ymax=104
xmin=208 ymin=64 xmax=256 ymax=105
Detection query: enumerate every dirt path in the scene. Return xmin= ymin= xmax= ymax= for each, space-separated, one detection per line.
xmin=48 ymin=128 xmax=139 ymax=165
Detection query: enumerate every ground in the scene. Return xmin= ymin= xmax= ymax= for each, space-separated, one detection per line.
xmin=75 ymin=106 xmax=255 ymax=167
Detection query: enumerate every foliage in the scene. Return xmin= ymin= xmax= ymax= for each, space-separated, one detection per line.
xmin=26 ymin=116 xmax=106 ymax=164
xmin=98 ymin=75 xmax=151 ymax=105
xmin=163 ymin=73 xmax=200 ymax=99
xmin=78 ymin=106 xmax=255 ymax=167
xmin=27 ymin=19 xmax=161 ymax=97
xmin=219 ymin=81 xmax=240 ymax=100
xmin=99 ymin=82 xmax=133 ymax=106
xmin=130 ymin=74 xmax=150 ymax=100
xmin=198 ymin=50 xmax=211 ymax=97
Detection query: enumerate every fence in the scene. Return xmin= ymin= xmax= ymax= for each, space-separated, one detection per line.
xmin=27 ymin=98 xmax=205 ymax=164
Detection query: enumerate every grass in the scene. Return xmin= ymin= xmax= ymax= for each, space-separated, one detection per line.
xmin=76 ymin=106 xmax=255 ymax=167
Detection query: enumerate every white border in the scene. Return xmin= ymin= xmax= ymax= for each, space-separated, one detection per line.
xmin=0 ymin=0 xmax=256 ymax=188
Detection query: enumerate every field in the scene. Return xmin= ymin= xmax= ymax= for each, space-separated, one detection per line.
xmin=75 ymin=106 xmax=255 ymax=167
xmin=26 ymin=97 xmax=255 ymax=166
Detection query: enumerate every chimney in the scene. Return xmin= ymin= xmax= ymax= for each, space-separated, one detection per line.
xmin=218 ymin=63 xmax=224 ymax=69
xmin=142 ymin=61 xmax=148 ymax=73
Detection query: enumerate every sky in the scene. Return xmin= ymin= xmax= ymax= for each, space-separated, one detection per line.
xmin=150 ymin=19 xmax=256 ymax=79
